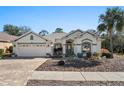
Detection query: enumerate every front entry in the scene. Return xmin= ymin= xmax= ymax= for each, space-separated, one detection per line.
xmin=66 ymin=39 xmax=74 ymax=56
xmin=53 ymin=43 xmax=63 ymax=56
xmin=82 ymin=42 xmax=91 ymax=52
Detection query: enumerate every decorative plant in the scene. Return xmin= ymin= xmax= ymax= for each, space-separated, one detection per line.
xmin=0 ymin=49 xmax=4 ymax=59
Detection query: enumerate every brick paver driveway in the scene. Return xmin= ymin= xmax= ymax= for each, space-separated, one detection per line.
xmin=0 ymin=58 xmax=47 ymax=86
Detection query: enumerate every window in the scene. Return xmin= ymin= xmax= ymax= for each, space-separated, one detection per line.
xmin=82 ymin=42 xmax=91 ymax=52
xmin=30 ymin=35 xmax=33 ymax=40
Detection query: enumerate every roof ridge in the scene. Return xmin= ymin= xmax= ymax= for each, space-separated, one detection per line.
xmin=14 ymin=31 xmax=49 ymax=42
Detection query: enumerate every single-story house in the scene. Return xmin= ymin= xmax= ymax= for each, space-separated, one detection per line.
xmin=0 ymin=32 xmax=17 ymax=53
xmin=13 ymin=30 xmax=101 ymax=57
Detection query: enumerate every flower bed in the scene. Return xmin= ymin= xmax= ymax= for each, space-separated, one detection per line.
xmin=35 ymin=58 xmax=124 ymax=72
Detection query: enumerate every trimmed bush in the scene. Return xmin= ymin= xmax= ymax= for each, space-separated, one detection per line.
xmin=87 ymin=52 xmax=92 ymax=58
xmin=77 ymin=53 xmax=83 ymax=58
xmin=93 ymin=52 xmax=99 ymax=57
xmin=0 ymin=49 xmax=4 ymax=59
xmin=46 ymin=53 xmax=51 ymax=58
xmin=58 ymin=60 xmax=65 ymax=65
xmin=0 ymin=49 xmax=4 ymax=55
xmin=101 ymin=53 xmax=112 ymax=58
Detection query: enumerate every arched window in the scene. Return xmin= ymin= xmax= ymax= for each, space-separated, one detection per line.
xmin=30 ymin=35 xmax=33 ymax=40
xmin=82 ymin=42 xmax=91 ymax=52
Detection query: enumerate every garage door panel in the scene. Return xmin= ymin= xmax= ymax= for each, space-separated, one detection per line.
xmin=18 ymin=47 xmax=46 ymax=57
xmin=17 ymin=45 xmax=47 ymax=57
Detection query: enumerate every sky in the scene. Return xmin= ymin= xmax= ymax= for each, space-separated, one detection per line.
xmin=0 ymin=6 xmax=124 ymax=33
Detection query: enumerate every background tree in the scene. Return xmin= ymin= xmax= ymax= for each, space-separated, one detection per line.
xmin=3 ymin=24 xmax=20 ymax=36
xmin=100 ymin=32 xmax=124 ymax=54
xmin=18 ymin=26 xmax=32 ymax=35
xmin=39 ymin=30 xmax=49 ymax=36
xmin=3 ymin=24 xmax=32 ymax=36
xmin=97 ymin=7 xmax=124 ymax=57
xmin=100 ymin=33 xmax=110 ymax=50
xmin=54 ymin=28 xmax=64 ymax=33
xmin=113 ymin=34 xmax=124 ymax=54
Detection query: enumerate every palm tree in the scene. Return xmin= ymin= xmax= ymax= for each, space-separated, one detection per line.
xmin=97 ymin=7 xmax=124 ymax=57
xmin=39 ymin=30 xmax=49 ymax=36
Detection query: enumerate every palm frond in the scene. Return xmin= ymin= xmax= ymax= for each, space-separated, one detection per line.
xmin=116 ymin=21 xmax=124 ymax=32
xmin=97 ymin=23 xmax=107 ymax=32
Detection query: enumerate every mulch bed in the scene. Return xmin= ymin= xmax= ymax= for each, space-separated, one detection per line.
xmin=27 ymin=80 xmax=124 ymax=86
xmin=35 ymin=58 xmax=124 ymax=72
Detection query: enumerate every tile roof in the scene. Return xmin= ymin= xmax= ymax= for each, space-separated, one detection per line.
xmin=0 ymin=32 xmax=18 ymax=42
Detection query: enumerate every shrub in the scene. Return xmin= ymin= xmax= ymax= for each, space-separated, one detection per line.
xmin=93 ymin=52 xmax=99 ymax=57
xmin=101 ymin=53 xmax=112 ymax=58
xmin=46 ymin=53 xmax=51 ymax=58
xmin=58 ymin=60 xmax=65 ymax=65
xmin=0 ymin=49 xmax=4 ymax=59
xmin=101 ymin=48 xmax=110 ymax=53
xmin=91 ymin=52 xmax=100 ymax=60
xmin=0 ymin=49 xmax=4 ymax=55
xmin=77 ymin=53 xmax=83 ymax=58
xmin=87 ymin=52 xmax=92 ymax=58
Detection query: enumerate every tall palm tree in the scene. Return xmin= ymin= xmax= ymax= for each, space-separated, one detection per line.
xmin=97 ymin=7 xmax=124 ymax=57
xmin=39 ymin=30 xmax=49 ymax=36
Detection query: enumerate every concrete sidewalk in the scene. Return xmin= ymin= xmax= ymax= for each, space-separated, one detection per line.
xmin=29 ymin=71 xmax=124 ymax=81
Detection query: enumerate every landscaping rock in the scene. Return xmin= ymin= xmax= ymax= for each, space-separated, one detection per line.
xmin=35 ymin=58 xmax=124 ymax=72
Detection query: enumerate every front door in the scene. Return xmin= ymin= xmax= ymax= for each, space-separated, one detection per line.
xmin=66 ymin=40 xmax=74 ymax=56
xmin=53 ymin=43 xmax=63 ymax=56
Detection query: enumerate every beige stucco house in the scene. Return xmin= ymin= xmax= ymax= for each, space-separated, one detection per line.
xmin=0 ymin=32 xmax=17 ymax=53
xmin=13 ymin=30 xmax=101 ymax=57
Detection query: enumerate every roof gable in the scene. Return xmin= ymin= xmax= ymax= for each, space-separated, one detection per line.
xmin=14 ymin=31 xmax=48 ymax=42
xmin=62 ymin=30 xmax=83 ymax=39
xmin=80 ymin=31 xmax=98 ymax=38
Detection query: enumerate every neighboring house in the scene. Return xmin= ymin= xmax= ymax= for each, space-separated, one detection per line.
xmin=13 ymin=30 xmax=101 ymax=57
xmin=0 ymin=32 xmax=17 ymax=53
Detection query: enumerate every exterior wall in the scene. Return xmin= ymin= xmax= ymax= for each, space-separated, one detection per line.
xmin=74 ymin=44 xmax=81 ymax=55
xmin=94 ymin=38 xmax=101 ymax=53
xmin=12 ymin=42 xmax=18 ymax=55
xmin=74 ymin=33 xmax=101 ymax=54
xmin=63 ymin=45 xmax=66 ymax=54
xmin=0 ymin=42 xmax=12 ymax=53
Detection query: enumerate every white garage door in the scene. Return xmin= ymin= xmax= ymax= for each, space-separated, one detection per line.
xmin=17 ymin=44 xmax=48 ymax=57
